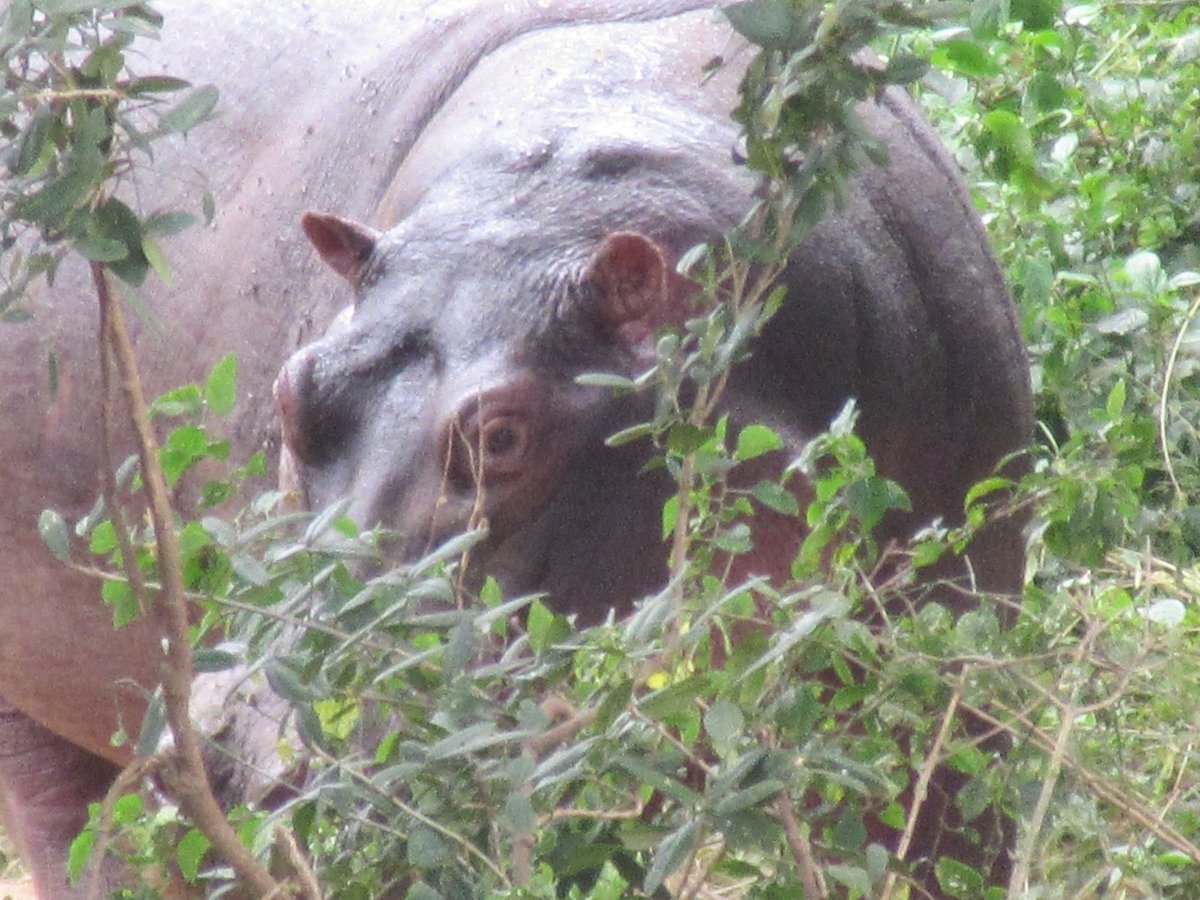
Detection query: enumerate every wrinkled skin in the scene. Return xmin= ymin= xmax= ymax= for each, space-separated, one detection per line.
xmin=0 ymin=1 xmax=1030 ymax=896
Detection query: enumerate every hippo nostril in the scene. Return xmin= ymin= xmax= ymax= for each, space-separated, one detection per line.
xmin=274 ymin=349 xmax=337 ymax=467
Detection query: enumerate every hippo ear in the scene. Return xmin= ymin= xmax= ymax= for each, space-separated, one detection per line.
xmin=302 ymin=211 xmax=379 ymax=282
xmin=582 ymin=232 xmax=672 ymax=342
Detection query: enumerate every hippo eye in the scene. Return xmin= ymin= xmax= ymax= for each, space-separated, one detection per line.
xmin=481 ymin=417 xmax=528 ymax=467
xmin=449 ymin=409 xmax=531 ymax=487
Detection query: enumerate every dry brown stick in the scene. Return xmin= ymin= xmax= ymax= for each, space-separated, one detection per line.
xmin=273 ymin=823 xmax=323 ymax=900
xmin=881 ymin=670 xmax=966 ymax=900
xmin=969 ymin=698 xmax=1200 ymax=864
xmin=523 ymin=705 xmax=599 ymax=758
xmin=98 ymin=298 xmax=148 ymax=614
xmin=775 ymin=791 xmax=827 ymax=899
xmin=91 ymin=262 xmax=282 ymax=897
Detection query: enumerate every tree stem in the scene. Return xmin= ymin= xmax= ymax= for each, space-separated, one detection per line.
xmin=91 ymin=262 xmax=283 ymax=897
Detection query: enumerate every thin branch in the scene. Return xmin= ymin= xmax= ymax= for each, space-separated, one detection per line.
xmin=273 ymin=824 xmax=322 ymax=900
xmin=775 ymin=792 xmax=827 ymax=899
xmin=98 ymin=300 xmax=148 ymax=617
xmin=307 ymin=744 xmax=510 ymax=885
xmin=1157 ymin=292 xmax=1200 ymax=503
xmin=970 ymin=697 xmax=1200 ymax=865
xmin=883 ymin=670 xmax=966 ymax=899
xmin=523 ymin=706 xmax=599 ymax=758
xmin=92 ymin=262 xmax=281 ymax=897
xmin=1009 ymin=698 xmax=1077 ymax=894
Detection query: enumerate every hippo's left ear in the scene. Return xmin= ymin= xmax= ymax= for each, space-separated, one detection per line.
xmin=302 ymin=211 xmax=379 ymax=283
xmin=583 ymin=232 xmax=681 ymax=347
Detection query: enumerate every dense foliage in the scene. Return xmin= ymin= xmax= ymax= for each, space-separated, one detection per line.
xmin=5 ymin=1 xmax=1200 ymax=898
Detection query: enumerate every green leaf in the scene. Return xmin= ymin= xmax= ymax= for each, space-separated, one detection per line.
xmin=712 ymin=779 xmax=786 ymax=817
xmin=193 ymin=646 xmax=241 ymax=673
xmin=846 ymin=477 xmax=910 ymax=531
xmin=605 ymin=421 xmax=656 ymax=447
xmin=723 ymin=0 xmax=801 ymax=52
xmin=712 ymin=521 xmax=753 ymax=554
xmin=11 ymin=105 xmax=52 ymax=176
xmin=265 ymin=657 xmax=322 ymax=703
xmin=827 ymin=864 xmax=872 ymax=894
xmin=14 ymin=141 xmax=101 ymax=225
xmin=157 ymin=84 xmax=220 ymax=135
xmin=933 ymin=39 xmax=1002 ymax=77
xmin=526 ymin=599 xmax=568 ymax=653
xmin=443 ymin=616 xmax=475 ymax=676
xmin=314 ymin=697 xmax=361 ymax=741
xmin=142 ymin=235 xmax=172 ymax=285
xmin=1011 ymin=0 xmax=1062 ymax=29
xmin=502 ymin=790 xmax=536 ymax=834
xmin=935 ymin=856 xmax=985 ymax=898
xmin=67 ymin=828 xmax=95 ymax=885
xmin=176 ymin=828 xmax=210 ymax=883
xmin=143 ymin=210 xmax=196 ymax=237
xmin=595 ymin=679 xmax=633 ymax=730
xmin=230 ymin=553 xmax=270 ymax=587
xmin=93 ymin=199 xmax=149 ymax=286
xmin=661 ymin=493 xmax=679 ymax=540
xmin=160 ymin=425 xmax=214 ymax=486
xmin=832 ymin=807 xmax=867 ymax=850
xmin=1105 ymin=378 xmax=1126 ymax=420
xmin=407 ymin=825 xmax=452 ymax=867
xmin=735 ymin=423 xmax=783 ymax=461
xmin=867 ymin=842 xmax=890 ymax=882
xmin=88 ymin=520 xmax=118 ymax=555
xmin=38 ymin=509 xmax=70 ymax=560
xmin=963 ymin=476 xmax=1012 ymax=510
xmin=645 ymin=819 xmax=699 ymax=894
xmin=575 ymin=371 xmax=637 ymax=391
xmin=206 ymin=352 xmax=238 ymax=415
xmin=704 ymin=698 xmax=744 ymax=753
xmin=73 ymin=235 xmax=128 ymax=262
xmin=102 ymin=579 xmax=139 ymax=627
xmin=150 ymin=384 xmax=203 ymax=418
xmin=135 ymin=691 xmax=166 ymax=757
xmin=124 ymin=75 xmax=191 ymax=95
xmin=404 ymin=883 xmax=444 ymax=900
xmin=639 ymin=674 xmax=709 ymax=721
xmin=668 ymin=423 xmax=714 ymax=456
xmin=884 ymin=52 xmax=930 ymax=85
xmin=1027 ymin=70 xmax=1066 ymax=112
xmin=752 ymin=480 xmax=799 ymax=516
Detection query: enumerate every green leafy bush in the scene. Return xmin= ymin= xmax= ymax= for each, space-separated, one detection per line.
xmin=9 ymin=1 xmax=1200 ymax=898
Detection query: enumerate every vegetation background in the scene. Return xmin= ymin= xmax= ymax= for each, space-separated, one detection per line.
xmin=4 ymin=0 xmax=1200 ymax=897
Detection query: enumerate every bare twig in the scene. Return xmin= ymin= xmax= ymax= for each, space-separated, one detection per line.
xmin=1157 ymin=292 xmax=1200 ymax=502
xmin=98 ymin=302 xmax=148 ymax=617
xmin=882 ymin=670 xmax=966 ymax=899
xmin=273 ymin=823 xmax=323 ymax=900
xmin=523 ymin=705 xmax=599 ymax=758
xmin=775 ymin=792 xmax=827 ymax=899
xmin=92 ymin=262 xmax=282 ymax=897
xmin=308 ymin=743 xmax=511 ymax=885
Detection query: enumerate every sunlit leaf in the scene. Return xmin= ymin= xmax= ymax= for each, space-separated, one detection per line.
xmin=157 ymin=84 xmax=219 ymax=135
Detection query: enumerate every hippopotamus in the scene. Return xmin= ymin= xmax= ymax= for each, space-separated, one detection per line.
xmin=0 ymin=0 xmax=1031 ymax=896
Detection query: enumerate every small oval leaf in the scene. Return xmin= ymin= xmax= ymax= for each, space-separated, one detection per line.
xmin=38 ymin=509 xmax=70 ymax=560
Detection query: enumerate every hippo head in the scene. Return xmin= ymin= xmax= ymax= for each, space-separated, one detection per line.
xmin=274 ymin=211 xmax=704 ymax=619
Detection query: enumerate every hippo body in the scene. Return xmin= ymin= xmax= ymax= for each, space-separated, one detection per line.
xmin=0 ymin=1 xmax=1031 ymax=895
